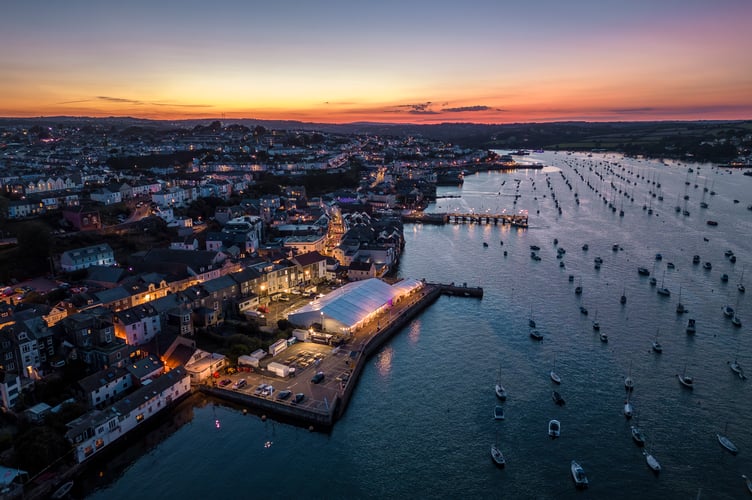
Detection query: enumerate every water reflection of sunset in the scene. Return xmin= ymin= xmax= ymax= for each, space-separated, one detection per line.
xmin=407 ymin=321 xmax=421 ymax=345
xmin=377 ymin=347 xmax=394 ymax=377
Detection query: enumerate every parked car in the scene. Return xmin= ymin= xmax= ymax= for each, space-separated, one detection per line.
xmin=311 ymin=372 xmax=325 ymax=384
xmin=292 ymin=393 xmax=305 ymax=404
xmin=262 ymin=385 xmax=274 ymax=397
xmin=218 ymin=378 xmax=232 ymax=387
xmin=232 ymin=378 xmax=247 ymax=389
xmin=254 ymin=383 xmax=267 ymax=395
xmin=277 ymin=390 xmax=292 ymax=400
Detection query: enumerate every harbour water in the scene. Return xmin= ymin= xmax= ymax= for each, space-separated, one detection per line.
xmin=84 ymin=152 xmax=751 ymax=499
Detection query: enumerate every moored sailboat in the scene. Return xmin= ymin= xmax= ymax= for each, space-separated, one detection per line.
xmin=495 ymin=365 xmax=507 ymax=400
xmin=550 ymin=356 xmax=561 ymax=384
xmin=491 ymin=430 xmax=506 ymax=468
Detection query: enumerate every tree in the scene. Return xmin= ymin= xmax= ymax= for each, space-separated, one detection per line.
xmin=13 ymin=426 xmax=71 ymax=474
xmin=16 ymin=221 xmax=52 ymax=264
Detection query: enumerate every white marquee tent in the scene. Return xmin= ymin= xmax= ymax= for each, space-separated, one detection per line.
xmin=286 ymin=278 xmax=423 ymax=333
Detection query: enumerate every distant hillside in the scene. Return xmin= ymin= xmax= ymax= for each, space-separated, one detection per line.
xmin=2 ymin=116 xmax=750 ymax=162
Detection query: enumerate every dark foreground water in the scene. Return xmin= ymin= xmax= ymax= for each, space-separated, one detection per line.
xmin=84 ymin=152 xmax=751 ymax=499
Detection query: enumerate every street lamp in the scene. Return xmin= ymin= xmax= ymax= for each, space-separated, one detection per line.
xmin=320 ymin=311 xmax=324 ymax=332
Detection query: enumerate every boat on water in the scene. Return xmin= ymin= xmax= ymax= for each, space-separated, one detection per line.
xmin=624 ymin=399 xmax=634 ymax=419
xmin=580 ymin=305 xmax=588 ymax=315
xmin=528 ymin=307 xmax=536 ymax=328
xmin=678 ymin=372 xmax=694 ymax=389
xmin=491 ymin=444 xmax=506 ymax=468
xmin=548 ymin=419 xmax=561 ymax=438
xmin=743 ymin=475 xmax=752 ymax=494
xmin=703 ymin=261 xmax=712 ymax=270
xmin=644 ymin=450 xmax=661 ymax=473
xmin=739 ymin=269 xmax=746 ymax=293
xmin=693 ymin=255 xmax=701 ymax=264
xmin=620 ymin=288 xmax=627 ymax=304
xmin=494 ymin=405 xmax=505 ymax=420
xmin=51 ymin=481 xmax=74 ymax=499
xmin=732 ymin=314 xmax=742 ymax=327
xmin=656 ymin=271 xmax=670 ymax=296
xmin=592 ymin=311 xmax=600 ymax=330
xmin=721 ymin=273 xmax=729 ymax=282
xmin=550 ymin=357 xmax=561 ymax=384
xmin=686 ymin=318 xmax=696 ymax=334
xmin=718 ymin=433 xmax=739 ymax=455
xmin=723 ymin=304 xmax=735 ymax=318
xmin=631 ymin=425 xmax=646 ymax=447
xmin=638 ymin=267 xmax=650 ymax=276
xmin=729 ymin=359 xmax=746 ymax=380
xmin=582 ymin=244 xmax=589 ymax=251
xmin=599 ymin=331 xmax=608 ymax=343
xmin=552 ymin=391 xmax=565 ymax=406
xmin=652 ymin=340 xmax=663 ymax=353
xmin=571 ymin=460 xmax=589 ymax=489
xmin=495 ymin=365 xmax=508 ymax=400
xmin=624 ymin=365 xmax=634 ymax=392
xmin=530 ymin=329 xmax=543 ymax=341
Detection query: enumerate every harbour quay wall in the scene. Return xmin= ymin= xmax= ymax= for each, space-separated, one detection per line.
xmin=200 ymin=385 xmax=337 ymax=428
xmin=333 ymin=284 xmax=442 ymax=420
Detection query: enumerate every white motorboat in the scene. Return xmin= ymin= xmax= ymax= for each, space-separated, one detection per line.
xmin=644 ymin=450 xmax=661 ymax=473
xmin=599 ymin=331 xmax=608 ymax=343
xmin=570 ymin=460 xmax=589 ymax=489
xmin=548 ymin=419 xmax=561 ymax=438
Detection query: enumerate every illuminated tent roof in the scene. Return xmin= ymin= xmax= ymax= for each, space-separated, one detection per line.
xmin=286 ymin=278 xmax=424 ymax=332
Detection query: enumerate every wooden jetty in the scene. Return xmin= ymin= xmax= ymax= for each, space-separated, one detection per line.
xmin=402 ymin=211 xmax=528 ymax=228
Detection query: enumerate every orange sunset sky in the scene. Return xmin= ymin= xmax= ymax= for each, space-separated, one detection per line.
xmin=1 ymin=0 xmax=751 ymax=124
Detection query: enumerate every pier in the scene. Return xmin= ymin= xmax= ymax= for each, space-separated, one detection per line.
xmin=200 ymin=281 xmax=482 ymax=430
xmin=402 ymin=211 xmax=528 ymax=227
xmin=433 ymin=282 xmax=484 ymax=298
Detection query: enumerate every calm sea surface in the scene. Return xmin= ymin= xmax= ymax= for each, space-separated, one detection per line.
xmin=84 ymin=152 xmax=751 ymax=499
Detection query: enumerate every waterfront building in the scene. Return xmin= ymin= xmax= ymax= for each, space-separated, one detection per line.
xmin=286 ymin=278 xmax=424 ymax=334
xmin=65 ymin=366 xmax=191 ymax=463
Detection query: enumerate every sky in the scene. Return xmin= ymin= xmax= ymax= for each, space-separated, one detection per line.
xmin=1 ymin=0 xmax=751 ymax=124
